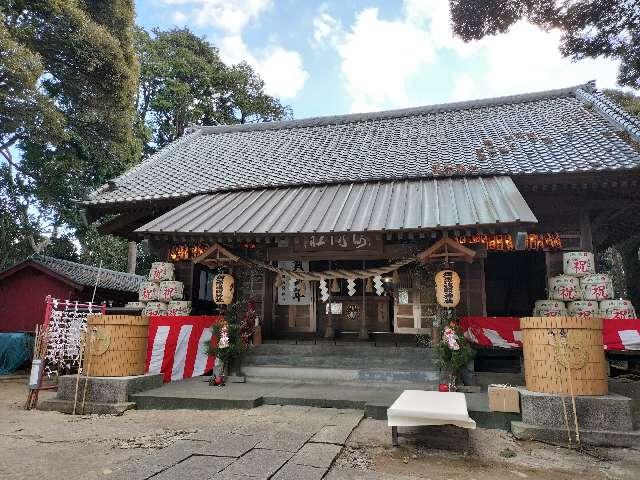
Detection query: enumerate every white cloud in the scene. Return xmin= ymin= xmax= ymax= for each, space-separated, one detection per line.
xmin=333 ymin=8 xmax=436 ymax=112
xmin=162 ymin=0 xmax=272 ymax=34
xmin=451 ymin=22 xmax=620 ymax=102
xmin=219 ymin=35 xmax=308 ymax=99
xmin=312 ymin=12 xmax=341 ymax=48
xmin=172 ymin=11 xmax=187 ymax=24
xmin=313 ymin=0 xmax=620 ymax=111
xmin=451 ymin=73 xmax=476 ymax=101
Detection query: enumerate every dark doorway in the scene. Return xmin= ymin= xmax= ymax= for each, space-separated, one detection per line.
xmin=485 ymin=251 xmax=547 ymax=317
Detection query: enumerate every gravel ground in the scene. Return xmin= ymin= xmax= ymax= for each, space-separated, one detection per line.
xmin=1 ymin=379 xmax=640 ymax=480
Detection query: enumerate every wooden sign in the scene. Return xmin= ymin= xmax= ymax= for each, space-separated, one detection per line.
xmin=435 ymin=270 xmax=460 ymax=308
xmin=293 ymin=233 xmax=382 ymax=253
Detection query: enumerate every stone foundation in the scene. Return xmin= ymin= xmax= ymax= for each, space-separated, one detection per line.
xmin=512 ymin=388 xmax=640 ymax=447
xmin=39 ymin=373 xmax=163 ymax=414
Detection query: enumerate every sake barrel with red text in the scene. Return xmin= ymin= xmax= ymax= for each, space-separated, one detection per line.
xmin=548 ymin=275 xmax=581 ymax=301
xmin=600 ymin=300 xmax=637 ymax=319
xmin=139 ymin=282 xmax=160 ymax=301
xmin=580 ymin=274 xmax=613 ymax=301
xmin=159 ymin=281 xmax=184 ymax=301
xmin=167 ymin=301 xmax=192 ymax=316
xmin=533 ymin=300 xmax=567 ymax=317
xmin=567 ymin=300 xmax=599 ymax=318
xmin=563 ymin=251 xmax=595 ymax=277
xmin=142 ymin=301 xmax=168 ymax=316
xmin=149 ymin=262 xmax=175 ymax=282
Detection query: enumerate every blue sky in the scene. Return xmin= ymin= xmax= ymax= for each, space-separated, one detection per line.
xmin=136 ymin=0 xmax=620 ymax=119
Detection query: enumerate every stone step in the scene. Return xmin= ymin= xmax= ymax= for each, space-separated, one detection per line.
xmin=249 ymin=343 xmax=435 ymax=359
xmin=241 ymin=365 xmax=440 ymax=387
xmin=242 ymin=354 xmax=434 ymax=369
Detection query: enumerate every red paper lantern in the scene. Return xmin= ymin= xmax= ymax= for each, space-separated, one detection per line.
xmin=438 ymin=383 xmax=450 ymax=392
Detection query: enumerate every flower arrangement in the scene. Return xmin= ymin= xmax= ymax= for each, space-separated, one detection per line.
xmin=434 ymin=317 xmax=475 ymax=390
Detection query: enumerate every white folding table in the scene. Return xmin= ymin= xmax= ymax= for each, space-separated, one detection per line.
xmin=387 ymin=390 xmax=476 ymax=446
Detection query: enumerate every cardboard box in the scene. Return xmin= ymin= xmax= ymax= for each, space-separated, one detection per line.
xmin=488 ymin=385 xmax=520 ymax=413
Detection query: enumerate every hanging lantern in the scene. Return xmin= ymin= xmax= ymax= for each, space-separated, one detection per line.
xmin=365 ymin=277 xmax=373 ymax=293
xmin=213 ymin=274 xmax=235 ymax=305
xmin=331 ymin=278 xmax=341 ymax=293
xmin=392 ymin=270 xmax=400 ymax=285
xmin=435 ymin=269 xmax=460 ymax=308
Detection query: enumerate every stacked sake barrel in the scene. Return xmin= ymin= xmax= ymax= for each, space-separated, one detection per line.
xmin=533 ymin=252 xmax=636 ymax=319
xmin=126 ymin=262 xmax=192 ymax=316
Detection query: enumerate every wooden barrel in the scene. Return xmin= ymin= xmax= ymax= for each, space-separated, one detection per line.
xmin=521 ymin=316 xmax=607 ymax=396
xmin=85 ymin=315 xmax=149 ymax=377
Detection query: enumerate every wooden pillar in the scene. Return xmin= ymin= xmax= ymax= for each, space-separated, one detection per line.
xmin=359 ymin=260 xmax=369 ymax=340
xmin=127 ymin=241 xmax=137 ymax=274
xmin=580 ymin=209 xmax=594 ymax=253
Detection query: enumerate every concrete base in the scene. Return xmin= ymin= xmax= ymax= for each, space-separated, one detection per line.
xmin=512 ymin=388 xmax=640 ymax=447
xmin=39 ymin=373 xmax=163 ymax=414
xmin=519 ymin=388 xmax=633 ymax=431
xmin=132 ymin=376 xmax=520 ymax=430
xmin=512 ymin=421 xmax=640 ymax=447
xmin=38 ymin=399 xmax=136 ymax=415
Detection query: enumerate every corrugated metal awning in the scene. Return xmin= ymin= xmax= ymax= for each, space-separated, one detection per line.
xmin=136 ymin=176 xmax=537 ymax=236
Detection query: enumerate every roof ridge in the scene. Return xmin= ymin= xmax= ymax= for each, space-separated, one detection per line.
xmin=576 ymin=88 xmax=640 ymax=142
xmin=33 ymin=255 xmax=144 ymax=279
xmin=193 ymin=82 xmax=592 ymax=136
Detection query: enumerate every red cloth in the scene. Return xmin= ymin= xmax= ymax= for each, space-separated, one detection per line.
xmin=460 ymin=316 xmax=522 ymax=348
xmin=461 ymin=316 xmax=640 ymax=352
xmin=145 ymin=316 xmax=220 ymax=382
xmin=602 ymin=319 xmax=640 ymax=351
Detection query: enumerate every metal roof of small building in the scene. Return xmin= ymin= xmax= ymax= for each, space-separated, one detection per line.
xmin=29 ymin=256 xmax=144 ymax=292
xmin=87 ymin=81 xmax=640 ymax=209
xmin=136 ymin=176 xmax=536 ymax=236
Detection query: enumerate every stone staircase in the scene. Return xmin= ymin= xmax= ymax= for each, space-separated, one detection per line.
xmin=240 ymin=342 xmax=439 ymax=388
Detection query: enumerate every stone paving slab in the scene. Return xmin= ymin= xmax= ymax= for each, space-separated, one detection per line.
xmin=256 ymin=429 xmax=314 ymax=452
xmin=309 ymin=425 xmax=355 ymax=445
xmin=289 ymin=442 xmax=343 ymax=469
xmin=215 ymin=448 xmax=293 ymax=479
xmin=151 ymin=455 xmax=235 ymax=480
xmin=271 ymin=463 xmax=326 ymax=480
xmin=176 ymin=434 xmax=260 ymax=458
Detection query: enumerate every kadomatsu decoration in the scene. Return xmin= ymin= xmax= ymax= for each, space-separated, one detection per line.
xmin=207 ymin=301 xmax=255 ymax=376
xmin=434 ymin=317 xmax=475 ymax=390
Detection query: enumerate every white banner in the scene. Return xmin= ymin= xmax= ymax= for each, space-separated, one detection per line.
xmin=278 ymin=261 xmax=312 ymax=305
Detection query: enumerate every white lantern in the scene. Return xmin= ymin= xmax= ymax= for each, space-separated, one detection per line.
xmin=213 ymin=274 xmax=234 ymax=305
xmin=435 ymin=270 xmax=460 ymax=308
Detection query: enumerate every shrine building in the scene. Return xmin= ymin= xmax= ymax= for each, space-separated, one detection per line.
xmin=84 ymin=81 xmax=640 ymax=342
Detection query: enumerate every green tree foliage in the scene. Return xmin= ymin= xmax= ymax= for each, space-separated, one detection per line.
xmin=449 ymin=1 xmax=640 ymax=89
xmin=0 ymin=0 xmax=140 ymax=268
xmin=135 ymin=28 xmax=291 ymax=152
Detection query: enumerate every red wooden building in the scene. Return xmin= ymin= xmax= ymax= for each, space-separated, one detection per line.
xmin=0 ymin=256 xmax=144 ymax=333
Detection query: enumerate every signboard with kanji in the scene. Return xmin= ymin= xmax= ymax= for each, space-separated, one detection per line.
xmin=278 ymin=260 xmax=312 ymax=306
xmin=293 ymin=233 xmax=382 ymax=253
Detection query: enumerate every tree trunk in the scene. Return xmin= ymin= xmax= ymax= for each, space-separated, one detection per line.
xmin=127 ymin=241 xmax=137 ymax=274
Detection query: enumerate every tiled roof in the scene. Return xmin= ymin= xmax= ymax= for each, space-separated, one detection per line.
xmin=136 ymin=176 xmax=537 ymax=235
xmin=86 ymin=82 xmax=640 ymax=208
xmin=31 ymin=256 xmax=144 ymax=293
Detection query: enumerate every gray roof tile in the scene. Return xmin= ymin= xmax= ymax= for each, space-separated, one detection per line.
xmin=87 ymin=82 xmax=640 ymax=208
xmin=136 ymin=176 xmax=537 ymax=235
xmin=31 ymin=256 xmax=144 ymax=293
